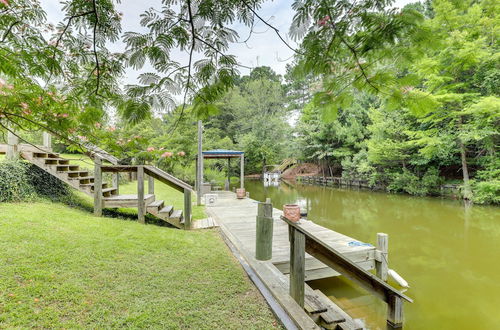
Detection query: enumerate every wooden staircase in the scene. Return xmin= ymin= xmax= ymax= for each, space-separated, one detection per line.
xmin=19 ymin=148 xmax=188 ymax=229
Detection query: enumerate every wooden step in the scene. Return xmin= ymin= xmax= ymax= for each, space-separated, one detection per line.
xmin=44 ymin=158 xmax=69 ymax=165
xmin=65 ymin=171 xmax=89 ymax=178
xmin=159 ymin=205 xmax=173 ymax=216
xmin=80 ymin=183 xmax=108 ymax=190
xmin=74 ymin=176 xmax=94 ymax=184
xmin=56 ymin=165 xmax=70 ymax=171
xmin=147 ymin=200 xmax=164 ymax=216
xmin=103 ymin=194 xmax=155 ymax=208
xmin=101 ymin=187 xmax=118 ymax=197
xmin=170 ymin=209 xmax=183 ymax=221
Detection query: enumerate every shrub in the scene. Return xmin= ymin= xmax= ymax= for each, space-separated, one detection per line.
xmin=0 ymin=160 xmax=71 ymax=202
xmin=0 ymin=161 xmax=36 ymax=202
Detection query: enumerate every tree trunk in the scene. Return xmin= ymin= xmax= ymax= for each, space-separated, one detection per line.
xmin=458 ymin=139 xmax=473 ymax=200
xmin=458 ymin=117 xmax=473 ymax=201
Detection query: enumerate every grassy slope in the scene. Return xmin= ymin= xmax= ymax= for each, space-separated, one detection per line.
xmin=0 ymin=202 xmax=278 ymax=329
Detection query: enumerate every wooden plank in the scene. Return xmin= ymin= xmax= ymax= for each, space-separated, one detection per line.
xmin=144 ymin=165 xmax=192 ymax=192
xmin=137 ymin=166 xmax=145 ymax=224
xmin=290 ymin=227 xmax=306 ymax=308
xmin=100 ymin=165 xmax=138 ymax=172
xmin=387 ymin=295 xmax=404 ymax=329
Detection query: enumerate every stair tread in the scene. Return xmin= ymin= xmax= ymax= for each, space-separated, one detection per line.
xmin=159 ymin=205 xmax=173 ymax=214
xmin=101 ymin=187 xmax=117 ymax=193
xmin=148 ymin=200 xmax=164 ymax=208
xmin=103 ymin=194 xmax=154 ymax=201
xmin=169 ymin=209 xmax=183 ymax=219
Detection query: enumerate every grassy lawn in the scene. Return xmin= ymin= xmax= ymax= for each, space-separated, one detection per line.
xmin=0 ymin=202 xmax=279 ymax=329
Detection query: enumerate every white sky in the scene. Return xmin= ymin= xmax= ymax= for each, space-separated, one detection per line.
xmin=40 ymin=0 xmax=414 ymax=84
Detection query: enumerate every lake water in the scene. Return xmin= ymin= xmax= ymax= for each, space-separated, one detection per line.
xmin=243 ymin=179 xmax=500 ymax=330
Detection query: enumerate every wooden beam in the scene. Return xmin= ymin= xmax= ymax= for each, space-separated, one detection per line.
xmin=183 ymin=188 xmax=192 ymax=229
xmin=289 ymin=227 xmax=306 ymax=308
xmin=197 ymin=120 xmax=203 ymax=205
xmin=240 ymin=154 xmax=245 ymax=189
xmin=100 ymin=165 xmax=138 ymax=173
xmin=137 ymin=166 xmax=145 ymax=224
xmin=387 ymin=295 xmax=404 ymax=329
xmin=93 ymin=157 xmax=103 ymax=217
xmin=6 ymin=129 xmax=19 ymax=160
xmin=255 ymin=198 xmax=273 ymax=261
xmin=113 ymin=173 xmax=120 ymax=194
xmin=42 ymin=132 xmax=52 ymax=150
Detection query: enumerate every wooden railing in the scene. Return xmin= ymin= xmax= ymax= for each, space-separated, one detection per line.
xmin=97 ymin=163 xmax=194 ymax=229
xmin=280 ymin=215 xmax=412 ymax=329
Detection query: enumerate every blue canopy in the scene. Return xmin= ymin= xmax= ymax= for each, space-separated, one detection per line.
xmin=202 ymin=149 xmax=244 ymax=158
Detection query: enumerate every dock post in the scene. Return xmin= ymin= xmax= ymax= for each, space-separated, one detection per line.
xmin=6 ymin=129 xmax=19 ymax=160
xmin=289 ymin=225 xmax=305 ymax=307
xmin=137 ymin=166 xmax=145 ymax=224
xmin=255 ymin=198 xmax=273 ymax=261
xmin=184 ymin=188 xmax=192 ymax=229
xmin=113 ymin=173 xmax=120 ymax=194
xmin=387 ymin=295 xmax=404 ymax=329
xmin=376 ymin=233 xmax=389 ymax=281
xmin=93 ymin=157 xmax=103 ymax=217
xmin=42 ymin=132 xmax=52 ymax=150
xmin=148 ymin=174 xmax=154 ymax=194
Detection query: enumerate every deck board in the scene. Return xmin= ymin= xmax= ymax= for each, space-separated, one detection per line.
xmin=206 ymin=191 xmax=375 ymax=280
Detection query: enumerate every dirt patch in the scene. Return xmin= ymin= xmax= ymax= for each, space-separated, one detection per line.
xmin=281 ymin=163 xmax=321 ymax=179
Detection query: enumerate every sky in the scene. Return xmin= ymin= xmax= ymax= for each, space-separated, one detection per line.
xmin=40 ymin=0 xmax=414 ymax=84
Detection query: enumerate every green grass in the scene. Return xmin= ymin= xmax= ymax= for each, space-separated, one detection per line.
xmin=0 ymin=202 xmax=279 ymax=329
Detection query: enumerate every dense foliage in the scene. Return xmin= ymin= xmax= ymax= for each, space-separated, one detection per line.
xmin=0 ymin=160 xmax=71 ymax=202
xmin=294 ymin=0 xmax=499 ymax=203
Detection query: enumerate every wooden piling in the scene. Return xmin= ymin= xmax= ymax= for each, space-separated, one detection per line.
xmin=42 ymin=132 xmax=52 ymax=150
xmin=6 ymin=129 xmax=18 ymax=160
xmin=184 ymin=188 xmax=192 ymax=229
xmin=387 ymin=295 xmax=404 ymax=329
xmin=113 ymin=173 xmax=119 ymax=194
xmin=137 ymin=166 xmax=145 ymax=224
xmin=148 ymin=174 xmax=154 ymax=194
xmin=255 ymin=198 xmax=273 ymax=261
xmin=289 ymin=226 xmax=306 ymax=307
xmin=93 ymin=157 xmax=103 ymax=217
xmin=376 ymin=233 xmax=389 ymax=281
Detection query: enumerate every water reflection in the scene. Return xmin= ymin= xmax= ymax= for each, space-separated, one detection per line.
xmin=243 ymin=179 xmax=500 ymax=330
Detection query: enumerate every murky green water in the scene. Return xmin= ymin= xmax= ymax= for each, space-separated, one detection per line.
xmin=243 ymin=179 xmax=500 ymax=330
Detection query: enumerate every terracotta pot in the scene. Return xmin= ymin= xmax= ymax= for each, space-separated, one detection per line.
xmin=236 ymin=188 xmax=246 ymax=199
xmin=283 ymin=204 xmax=301 ymax=222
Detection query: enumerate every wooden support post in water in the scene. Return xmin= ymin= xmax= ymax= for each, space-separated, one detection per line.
xmin=137 ymin=166 xmax=145 ymax=224
xmin=376 ymin=233 xmax=389 ymax=281
xmin=93 ymin=157 xmax=103 ymax=217
xmin=6 ymin=129 xmax=19 ymax=160
xmin=387 ymin=295 xmax=404 ymax=329
xmin=148 ymin=174 xmax=154 ymax=194
xmin=183 ymin=188 xmax=192 ymax=229
xmin=42 ymin=132 xmax=52 ymax=150
xmin=289 ymin=226 xmax=306 ymax=307
xmin=255 ymin=198 xmax=273 ymax=261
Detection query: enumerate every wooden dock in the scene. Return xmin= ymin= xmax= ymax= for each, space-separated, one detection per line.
xmin=207 ymin=191 xmax=376 ymax=281
xmin=206 ymin=191 xmax=411 ymax=329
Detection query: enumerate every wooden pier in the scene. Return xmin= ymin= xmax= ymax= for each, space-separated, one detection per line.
xmin=206 ymin=191 xmax=411 ymax=329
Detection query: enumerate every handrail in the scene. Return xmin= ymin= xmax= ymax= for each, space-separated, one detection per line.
xmin=100 ymin=164 xmax=193 ymax=193
xmin=281 ymin=215 xmax=411 ymax=303
xmin=144 ymin=165 xmax=193 ymax=193
xmin=83 ymin=142 xmax=120 ymax=165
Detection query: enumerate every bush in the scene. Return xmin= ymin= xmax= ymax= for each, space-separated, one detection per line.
xmin=0 ymin=160 xmax=71 ymax=202
xmin=472 ymin=180 xmax=500 ymax=204
xmin=0 ymin=161 xmax=36 ymax=202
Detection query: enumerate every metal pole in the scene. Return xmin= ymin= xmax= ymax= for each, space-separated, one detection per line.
xmin=240 ymin=154 xmax=244 ymax=189
xmin=197 ymin=120 xmax=203 ymax=205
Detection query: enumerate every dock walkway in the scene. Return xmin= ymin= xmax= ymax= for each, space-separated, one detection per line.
xmin=207 ymin=191 xmax=376 ymax=281
xmin=206 ymin=191 xmax=381 ymax=329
